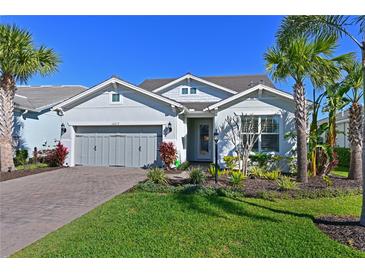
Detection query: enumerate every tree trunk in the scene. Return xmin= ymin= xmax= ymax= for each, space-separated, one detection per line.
xmin=327 ymin=109 xmax=337 ymax=148
xmin=0 ymin=74 xmax=16 ymax=172
xmin=360 ymin=43 xmax=365 ymax=226
xmin=348 ymin=103 xmax=362 ymax=181
xmin=294 ymin=82 xmax=308 ymax=184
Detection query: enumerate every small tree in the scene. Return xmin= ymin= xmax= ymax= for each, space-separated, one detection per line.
xmin=221 ymin=114 xmax=264 ymax=176
xmin=159 ymin=141 xmax=177 ymax=169
xmin=240 ymin=114 xmax=265 ymax=175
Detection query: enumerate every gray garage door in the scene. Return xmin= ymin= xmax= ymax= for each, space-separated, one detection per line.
xmin=74 ymin=126 xmax=162 ymax=167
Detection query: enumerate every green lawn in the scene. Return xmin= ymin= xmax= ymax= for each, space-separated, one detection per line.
xmin=16 ymin=163 xmax=48 ymax=170
xmin=12 ymin=191 xmax=365 ymax=258
xmin=330 ymin=166 xmax=349 ymax=178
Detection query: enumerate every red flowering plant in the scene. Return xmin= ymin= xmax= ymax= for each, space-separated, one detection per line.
xmin=159 ymin=141 xmax=177 ymax=169
xmin=45 ymin=142 xmax=69 ymax=167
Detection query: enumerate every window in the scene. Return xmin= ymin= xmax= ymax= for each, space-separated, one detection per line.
xmin=180 ymin=87 xmax=198 ymax=95
xmin=240 ymin=115 xmax=279 ymax=152
xmin=181 ymin=87 xmax=189 ymax=95
xmin=111 ymin=92 xmax=122 ymax=103
xmin=261 ymin=116 xmax=279 ymax=152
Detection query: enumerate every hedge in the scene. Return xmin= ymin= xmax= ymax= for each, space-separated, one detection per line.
xmin=334 ymin=147 xmax=350 ymax=168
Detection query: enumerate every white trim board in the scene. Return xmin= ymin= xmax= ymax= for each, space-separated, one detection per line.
xmin=204 ymin=84 xmax=296 ymax=111
xmin=68 ymin=121 xmax=168 ymax=126
xmin=52 ymin=76 xmax=184 ymax=111
xmin=152 ymin=73 xmax=238 ymax=95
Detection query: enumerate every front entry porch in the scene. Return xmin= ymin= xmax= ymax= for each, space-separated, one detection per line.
xmin=186 ymin=118 xmax=214 ymax=162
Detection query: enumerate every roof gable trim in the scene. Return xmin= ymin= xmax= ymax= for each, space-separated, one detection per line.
xmin=204 ymin=84 xmax=295 ymax=111
xmin=152 ymin=73 xmax=238 ymax=95
xmin=52 ymin=77 xmax=184 ymax=111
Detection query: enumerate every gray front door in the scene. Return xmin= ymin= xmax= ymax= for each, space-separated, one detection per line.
xmin=75 ymin=126 xmax=161 ymax=167
xmin=197 ymin=121 xmax=211 ymax=160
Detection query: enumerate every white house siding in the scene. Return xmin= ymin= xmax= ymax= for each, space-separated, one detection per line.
xmin=158 ymin=79 xmax=231 ymax=103
xmin=14 ymin=109 xmax=62 ymax=155
xmin=60 ymin=83 xmax=182 ymax=166
xmin=335 ymin=121 xmax=349 ymax=148
xmin=214 ymin=91 xmax=296 ymax=166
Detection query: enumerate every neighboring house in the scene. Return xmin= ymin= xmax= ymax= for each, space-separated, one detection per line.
xmin=52 ymin=73 xmax=297 ymax=168
xmin=13 ymin=85 xmax=87 ymax=155
xmin=318 ymin=109 xmax=351 ymax=148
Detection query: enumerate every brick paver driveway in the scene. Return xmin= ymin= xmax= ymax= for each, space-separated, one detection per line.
xmin=0 ymin=167 xmax=146 ymax=257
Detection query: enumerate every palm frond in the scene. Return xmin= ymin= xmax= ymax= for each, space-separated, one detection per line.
xmin=0 ymin=24 xmax=60 ymax=84
xmin=277 ymin=16 xmax=362 ymax=49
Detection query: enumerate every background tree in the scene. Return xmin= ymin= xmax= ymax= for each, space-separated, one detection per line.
xmin=308 ymin=90 xmax=325 ymax=176
xmin=265 ymin=35 xmax=349 ymax=183
xmin=343 ymin=61 xmax=363 ymax=181
xmin=275 ymin=15 xmax=365 ymax=225
xmin=323 ymin=82 xmax=349 ymax=148
xmin=0 ymin=24 xmax=59 ymax=171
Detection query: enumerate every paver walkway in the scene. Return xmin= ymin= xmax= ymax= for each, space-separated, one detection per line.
xmin=0 ymin=167 xmax=146 ymax=257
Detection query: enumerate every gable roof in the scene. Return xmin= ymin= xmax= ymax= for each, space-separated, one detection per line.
xmin=15 ymin=85 xmax=87 ymax=112
xmin=204 ymin=84 xmax=295 ymax=111
xmin=139 ymin=73 xmax=275 ymax=93
xmin=53 ymin=76 xmax=184 ymax=111
xmin=141 ymin=73 xmax=238 ymax=95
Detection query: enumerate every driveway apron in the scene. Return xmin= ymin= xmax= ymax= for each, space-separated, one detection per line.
xmin=0 ymin=167 xmax=146 ymax=257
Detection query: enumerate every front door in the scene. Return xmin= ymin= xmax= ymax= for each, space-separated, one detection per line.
xmin=197 ymin=122 xmax=211 ymax=160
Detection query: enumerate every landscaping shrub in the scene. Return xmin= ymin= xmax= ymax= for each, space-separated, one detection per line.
xmin=333 ymin=147 xmax=350 ymax=168
xmin=159 ymin=141 xmax=177 ymax=169
xmin=229 ymin=170 xmax=246 ymax=185
xmin=177 ymin=161 xmax=190 ymax=170
xmin=223 ymin=155 xmax=238 ymax=170
xmin=322 ymin=175 xmax=333 ymax=187
xmin=189 ymin=167 xmax=207 ymax=184
xmin=146 ymin=168 xmax=168 ymax=185
xmin=45 ymin=142 xmax=68 ymax=167
xmin=14 ymin=149 xmax=28 ymax=167
xmin=276 ymin=176 xmax=298 ymax=191
xmin=263 ymin=169 xmax=281 ymax=180
xmin=249 ymin=152 xmax=271 ymax=168
xmin=208 ymin=163 xmax=222 ymax=177
xmin=249 ymin=166 xmax=265 ymax=178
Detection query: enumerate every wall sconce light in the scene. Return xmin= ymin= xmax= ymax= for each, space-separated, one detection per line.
xmin=167 ymin=122 xmax=172 ymax=133
xmin=60 ymin=123 xmax=67 ymax=136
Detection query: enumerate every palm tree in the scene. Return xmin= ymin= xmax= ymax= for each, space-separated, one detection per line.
xmin=265 ymin=35 xmax=351 ymax=184
xmin=275 ymin=15 xmax=365 ymax=225
xmin=0 ymin=24 xmax=60 ymax=171
xmin=343 ymin=61 xmax=363 ymax=181
xmin=323 ymin=82 xmax=349 ymax=148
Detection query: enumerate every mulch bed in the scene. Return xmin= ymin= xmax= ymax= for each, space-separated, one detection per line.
xmin=165 ymin=172 xmax=362 ymax=199
xmin=0 ymin=167 xmax=61 ymax=182
xmin=314 ymin=216 xmax=365 ymax=252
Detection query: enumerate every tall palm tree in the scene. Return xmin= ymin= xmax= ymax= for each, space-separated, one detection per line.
xmin=0 ymin=24 xmax=60 ymax=172
xmin=275 ymin=15 xmax=365 ymax=225
xmin=265 ymin=35 xmax=351 ymax=184
xmin=343 ymin=61 xmax=363 ymax=181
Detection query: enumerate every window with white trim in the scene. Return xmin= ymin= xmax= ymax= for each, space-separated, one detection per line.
xmin=180 ymin=87 xmax=198 ymax=95
xmin=110 ymin=92 xmax=122 ymax=104
xmin=241 ymin=115 xmax=279 ymax=152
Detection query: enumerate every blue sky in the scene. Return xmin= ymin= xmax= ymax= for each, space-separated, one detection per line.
xmin=0 ymin=16 xmax=362 ymax=104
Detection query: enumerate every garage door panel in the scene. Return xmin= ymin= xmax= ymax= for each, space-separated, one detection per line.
xmin=75 ymin=126 xmax=161 ymax=167
xmin=109 ymin=136 xmax=117 ymax=166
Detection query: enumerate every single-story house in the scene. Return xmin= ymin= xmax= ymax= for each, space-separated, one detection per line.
xmin=14 ymin=85 xmax=87 ymax=154
xmin=318 ymin=109 xmax=351 ymax=148
xmin=52 ymin=73 xmax=297 ymax=168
